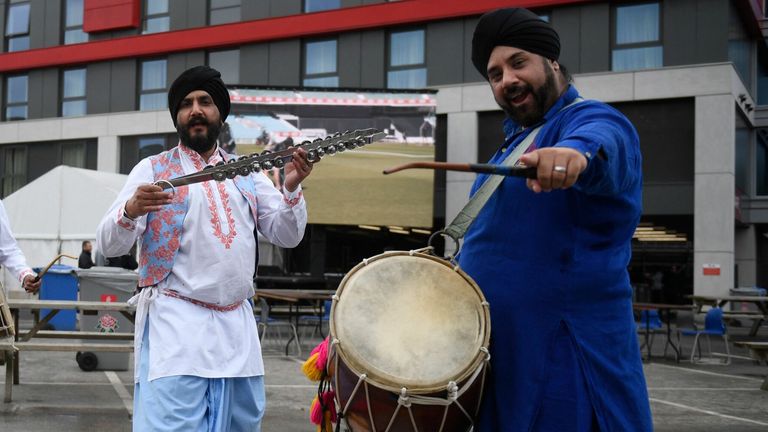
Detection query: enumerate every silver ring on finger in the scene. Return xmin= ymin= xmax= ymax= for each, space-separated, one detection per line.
xmin=553 ymin=165 xmax=567 ymax=174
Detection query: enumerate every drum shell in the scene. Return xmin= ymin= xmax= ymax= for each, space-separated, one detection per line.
xmin=329 ymin=348 xmax=486 ymax=432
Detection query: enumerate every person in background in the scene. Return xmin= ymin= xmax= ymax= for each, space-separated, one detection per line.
xmin=78 ymin=240 xmax=95 ymax=269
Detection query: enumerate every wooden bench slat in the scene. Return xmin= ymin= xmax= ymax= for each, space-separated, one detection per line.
xmin=21 ymin=330 xmax=134 ymax=340
xmin=0 ymin=342 xmax=133 ymax=352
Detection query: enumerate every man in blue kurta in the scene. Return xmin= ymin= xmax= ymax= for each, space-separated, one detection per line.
xmin=459 ymin=8 xmax=653 ymax=431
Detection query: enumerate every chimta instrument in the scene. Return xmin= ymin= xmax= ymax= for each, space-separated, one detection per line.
xmin=153 ymin=128 xmax=386 ymax=190
xmin=328 ymin=250 xmax=491 ymax=432
xmin=383 ymin=161 xmax=538 ymax=178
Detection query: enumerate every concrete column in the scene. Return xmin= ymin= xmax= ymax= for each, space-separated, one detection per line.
xmin=445 ymin=112 xmax=477 ymax=254
xmin=97 ymin=136 xmax=119 ymax=173
xmin=693 ymin=94 xmax=735 ymax=297
xmin=735 ymin=225 xmax=757 ymax=288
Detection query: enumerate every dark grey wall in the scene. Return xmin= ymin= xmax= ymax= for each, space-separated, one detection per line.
xmin=26 ymin=69 xmax=58 ymax=119
xmin=168 ymin=51 xmax=206 ymax=85
xmin=551 ymin=4 xmax=610 ymax=74
xmin=612 ymin=98 xmax=695 ymax=216
xmin=664 ymin=0 xmax=729 ymax=66
xmin=28 ymin=0 xmax=61 ymax=48
xmin=426 ymin=21 xmax=464 ymax=86
xmin=170 ymin=0 xmax=207 ymax=30
xmin=240 ymin=44 xmax=269 ymax=85
xmin=360 ymin=30 xmax=385 ymax=88
xmin=338 ymin=33 xmax=362 ymax=87
xmin=87 ymin=60 xmax=139 ymax=114
xmin=268 ymin=40 xmax=301 ymax=86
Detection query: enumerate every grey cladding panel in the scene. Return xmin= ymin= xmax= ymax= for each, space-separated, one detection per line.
xmin=552 ymin=7 xmax=580 ymax=74
xmin=26 ymin=70 xmax=43 ymax=119
xmin=463 ymin=17 xmax=483 ymax=83
xmin=240 ymin=44 xmax=269 ymax=85
xmin=695 ymin=0 xmax=728 ymax=63
xmin=270 ymin=0 xmax=301 ymax=18
xmin=28 ymin=0 xmax=45 ymax=49
xmin=187 ymin=0 xmax=208 ymax=28
xmin=110 ymin=59 xmax=137 ymax=112
xmin=268 ymin=40 xmax=300 ymax=86
xmin=579 ymin=3 xmax=609 ymax=73
xmin=86 ymin=63 xmax=112 ymax=114
xmin=338 ymin=33 xmax=362 ymax=88
xmin=167 ymin=52 xmax=206 ymax=85
xmin=426 ymin=21 xmax=464 ymax=86
xmin=663 ymin=0 xmax=697 ymax=66
xmin=360 ymin=30 xmax=385 ymax=88
xmin=241 ymin=1 xmax=270 ymax=20
xmin=43 ymin=0 xmax=61 ymax=47
xmin=41 ymin=68 xmax=58 ymax=118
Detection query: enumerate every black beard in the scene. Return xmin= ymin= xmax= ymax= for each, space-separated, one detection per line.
xmin=178 ymin=119 xmax=221 ymax=153
xmin=502 ymin=61 xmax=558 ymax=127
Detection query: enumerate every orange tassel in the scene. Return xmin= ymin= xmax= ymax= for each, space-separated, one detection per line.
xmin=302 ymin=352 xmax=323 ymax=381
xmin=317 ymin=410 xmax=333 ymax=432
xmin=310 ymin=395 xmax=322 ymax=424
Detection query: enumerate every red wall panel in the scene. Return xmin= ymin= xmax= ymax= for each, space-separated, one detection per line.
xmin=83 ymin=0 xmax=140 ymax=33
xmin=3 ymin=0 xmax=592 ymax=73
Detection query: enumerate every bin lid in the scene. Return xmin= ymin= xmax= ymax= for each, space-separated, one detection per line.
xmin=74 ymin=266 xmax=139 ymax=281
xmin=35 ymin=264 xmax=75 ymax=275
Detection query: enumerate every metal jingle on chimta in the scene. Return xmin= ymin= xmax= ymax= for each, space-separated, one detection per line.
xmin=273 ymin=158 xmax=285 ymax=169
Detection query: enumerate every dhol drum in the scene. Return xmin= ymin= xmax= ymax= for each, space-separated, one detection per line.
xmin=328 ymin=250 xmax=490 ymax=432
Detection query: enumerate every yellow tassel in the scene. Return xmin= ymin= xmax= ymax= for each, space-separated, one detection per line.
xmin=302 ymin=352 xmax=323 ymax=381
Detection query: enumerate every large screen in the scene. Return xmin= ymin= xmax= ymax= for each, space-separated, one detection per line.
xmin=226 ymin=88 xmax=436 ymax=228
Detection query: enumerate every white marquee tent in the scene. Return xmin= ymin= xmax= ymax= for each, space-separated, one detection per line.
xmin=1 ymin=165 xmax=285 ymax=291
xmin=2 ymin=166 xmax=128 ymax=291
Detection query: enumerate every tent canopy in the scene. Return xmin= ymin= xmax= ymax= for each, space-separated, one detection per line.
xmin=2 ymin=166 xmax=127 ymax=289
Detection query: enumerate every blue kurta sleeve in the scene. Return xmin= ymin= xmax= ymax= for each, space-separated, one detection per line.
xmin=553 ymin=104 xmax=642 ymax=196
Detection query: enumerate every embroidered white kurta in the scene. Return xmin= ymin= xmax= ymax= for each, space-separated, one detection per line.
xmin=0 ymin=200 xmax=35 ymax=285
xmin=97 ymin=145 xmax=307 ymax=382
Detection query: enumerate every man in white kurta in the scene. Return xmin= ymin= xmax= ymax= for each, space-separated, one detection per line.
xmin=0 ymin=200 xmax=40 ymax=294
xmin=97 ymin=66 xmax=313 ymax=431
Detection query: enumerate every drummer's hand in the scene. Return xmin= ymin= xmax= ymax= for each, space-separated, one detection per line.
xmin=125 ymin=184 xmax=173 ymax=218
xmin=284 ymin=147 xmax=314 ymax=193
xmin=519 ymin=148 xmax=587 ymax=193
xmin=22 ymin=274 xmax=41 ymax=294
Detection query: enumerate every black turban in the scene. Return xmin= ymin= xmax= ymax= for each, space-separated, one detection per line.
xmin=168 ymin=65 xmax=230 ymax=126
xmin=472 ymin=8 xmax=560 ymax=80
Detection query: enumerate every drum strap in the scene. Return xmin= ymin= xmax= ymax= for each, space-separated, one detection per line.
xmin=442 ymin=97 xmax=584 ymax=245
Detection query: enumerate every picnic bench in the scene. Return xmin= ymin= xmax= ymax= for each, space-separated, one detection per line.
xmin=1 ymin=299 xmax=135 ymax=403
xmin=733 ymin=341 xmax=768 ymax=391
xmin=689 ymin=295 xmax=767 ymax=336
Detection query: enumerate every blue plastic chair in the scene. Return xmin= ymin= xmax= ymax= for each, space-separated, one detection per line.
xmin=679 ymin=307 xmax=730 ymax=364
xmin=255 ymin=297 xmax=301 ymax=356
xmin=299 ymin=300 xmax=331 ymax=339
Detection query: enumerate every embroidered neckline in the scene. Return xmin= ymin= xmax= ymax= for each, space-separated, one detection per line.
xmin=180 ymin=145 xmax=237 ymax=249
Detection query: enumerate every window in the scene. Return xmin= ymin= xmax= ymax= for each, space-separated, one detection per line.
xmin=304 ymin=0 xmax=340 ymax=13
xmin=387 ymin=29 xmax=426 ymax=89
xmin=758 ymin=129 xmax=768 ymax=196
xmin=2 ymin=146 xmax=26 ymax=197
xmin=120 ymin=134 xmax=176 ymax=174
xmin=143 ymin=0 xmax=169 ymax=34
xmin=5 ymin=75 xmax=28 ymax=121
xmin=5 ymin=1 xmax=30 ymax=52
xmin=209 ymin=0 xmax=240 ymax=25
xmin=62 ymin=68 xmax=87 ymax=117
xmin=139 ymin=59 xmax=167 ymax=111
xmin=61 ymin=142 xmax=86 ymax=168
xmin=208 ymin=49 xmax=240 ymax=85
xmin=303 ymin=39 xmax=338 ymax=87
xmin=612 ymin=2 xmax=662 ymax=72
xmin=63 ymin=0 xmax=88 ymax=44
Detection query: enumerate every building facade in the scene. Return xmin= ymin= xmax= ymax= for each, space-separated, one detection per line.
xmin=0 ymin=0 xmax=766 ymax=298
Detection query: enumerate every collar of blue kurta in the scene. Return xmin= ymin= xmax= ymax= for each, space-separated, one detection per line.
xmin=502 ymin=84 xmax=580 ymax=141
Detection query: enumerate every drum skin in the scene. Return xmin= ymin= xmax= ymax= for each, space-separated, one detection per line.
xmin=329 ymin=251 xmax=491 ymax=432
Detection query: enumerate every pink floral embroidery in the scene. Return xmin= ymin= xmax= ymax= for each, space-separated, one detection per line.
xmin=148 ymin=218 xmax=163 ymax=241
xmin=183 ymin=145 xmax=238 ymax=249
xmin=96 ymin=314 xmax=119 ymax=333
xmin=152 ymin=245 xmax=175 ymax=261
xmin=284 ymin=191 xmax=304 ymax=208
xmin=239 ymin=189 xmax=259 ymax=221
xmin=116 ymin=206 xmax=135 ymax=230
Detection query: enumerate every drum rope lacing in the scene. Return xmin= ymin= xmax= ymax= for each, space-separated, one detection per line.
xmin=328 ymin=335 xmax=491 ymax=432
